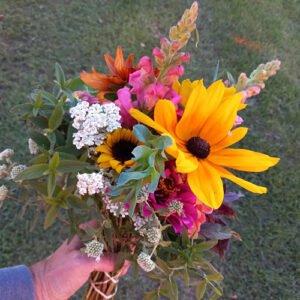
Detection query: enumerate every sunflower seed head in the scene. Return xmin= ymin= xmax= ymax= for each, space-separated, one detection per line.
xmin=137 ymin=252 xmax=155 ymax=272
xmin=10 ymin=165 xmax=27 ymax=180
xmin=146 ymin=228 xmax=161 ymax=244
xmin=0 ymin=185 xmax=8 ymax=202
xmin=84 ymin=240 xmax=104 ymax=262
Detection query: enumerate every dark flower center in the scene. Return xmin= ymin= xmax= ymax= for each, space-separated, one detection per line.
xmin=186 ymin=137 xmax=210 ymax=159
xmin=111 ymin=140 xmax=136 ymax=163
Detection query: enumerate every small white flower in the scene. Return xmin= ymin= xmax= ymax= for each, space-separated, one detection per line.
xmin=103 ymin=195 xmax=129 ymax=218
xmin=146 ymin=228 xmax=161 ymax=244
xmin=0 ymin=149 xmax=14 ymax=161
xmin=0 ymin=185 xmax=8 ymax=202
xmin=84 ymin=240 xmax=104 ymax=262
xmin=28 ymin=138 xmax=39 ymax=155
xmin=10 ymin=165 xmax=27 ymax=180
xmin=69 ymin=102 xmax=121 ymax=149
xmin=0 ymin=165 xmax=8 ymax=178
xmin=168 ymin=200 xmax=184 ymax=215
xmin=76 ymin=172 xmax=106 ymax=195
xmin=137 ymin=252 xmax=155 ymax=272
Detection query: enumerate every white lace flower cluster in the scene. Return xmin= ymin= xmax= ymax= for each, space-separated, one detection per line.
xmin=103 ymin=195 xmax=129 ymax=218
xmin=76 ymin=172 xmax=107 ymax=195
xmin=69 ymin=101 xmax=121 ymax=149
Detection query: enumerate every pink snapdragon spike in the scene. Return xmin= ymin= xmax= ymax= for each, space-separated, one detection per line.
xmin=234 ymin=115 xmax=244 ymax=127
xmin=73 ymin=91 xmax=99 ymax=105
xmin=144 ymin=162 xmax=209 ymax=234
xmin=115 ymin=87 xmax=137 ymax=128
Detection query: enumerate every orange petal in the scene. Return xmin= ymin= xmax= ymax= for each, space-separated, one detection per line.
xmin=208 ymin=148 xmax=280 ymax=172
xmin=213 ymin=165 xmax=267 ymax=194
xmin=130 ymin=108 xmax=167 ymax=134
xmin=154 ymin=100 xmax=177 ymax=135
xmin=114 ymin=47 xmax=127 ymax=79
xmin=104 ymin=53 xmax=116 ymax=75
xmin=187 ymin=160 xmax=224 ymax=209
xmin=200 ymin=92 xmax=242 ymax=145
xmin=211 ymin=127 xmax=248 ymax=152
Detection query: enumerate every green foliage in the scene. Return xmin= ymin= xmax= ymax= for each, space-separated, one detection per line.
xmin=110 ymin=124 xmax=172 ymax=215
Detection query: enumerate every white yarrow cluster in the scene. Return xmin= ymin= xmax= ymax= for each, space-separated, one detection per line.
xmin=137 ymin=252 xmax=155 ymax=272
xmin=103 ymin=196 xmax=129 ymax=218
xmin=84 ymin=240 xmax=104 ymax=262
xmin=28 ymin=138 xmax=39 ymax=155
xmin=0 ymin=185 xmax=8 ymax=202
xmin=10 ymin=165 xmax=27 ymax=180
xmin=76 ymin=172 xmax=106 ymax=195
xmin=0 ymin=149 xmax=14 ymax=161
xmin=0 ymin=165 xmax=8 ymax=178
xmin=69 ymin=101 xmax=121 ymax=149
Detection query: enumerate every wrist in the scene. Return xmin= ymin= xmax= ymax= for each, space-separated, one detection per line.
xmin=30 ymin=261 xmax=48 ymax=300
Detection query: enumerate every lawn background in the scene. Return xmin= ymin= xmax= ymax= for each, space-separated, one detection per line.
xmin=0 ymin=0 xmax=299 ymax=299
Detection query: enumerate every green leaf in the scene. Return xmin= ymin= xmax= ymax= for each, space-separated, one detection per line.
xmin=49 ymin=152 xmax=60 ymax=169
xmin=30 ymin=153 xmax=49 ymax=164
xmin=29 ymin=130 xmax=50 ymax=149
xmin=15 ymin=164 xmax=48 ymax=180
xmin=67 ymin=195 xmax=89 ymax=209
xmin=37 ymin=89 xmax=58 ymax=105
xmin=48 ymin=103 xmax=64 ymax=130
xmin=200 ymin=223 xmax=232 ymax=240
xmin=29 ymin=116 xmax=49 ymax=129
xmin=155 ymin=257 xmax=171 ymax=275
xmin=195 ymin=280 xmax=207 ymax=300
xmin=57 ymin=160 xmax=90 ymax=173
xmin=55 ymin=63 xmax=66 ymax=86
xmin=168 ymin=276 xmax=178 ymax=300
xmin=68 ymin=77 xmax=84 ymax=91
xmin=192 ymin=240 xmax=218 ymax=253
xmin=144 ymin=291 xmax=159 ymax=300
xmin=47 ymin=173 xmax=56 ymax=197
xmin=212 ymin=60 xmax=220 ymax=82
xmin=44 ymin=205 xmax=59 ymax=229
xmin=11 ymin=103 xmax=33 ymax=114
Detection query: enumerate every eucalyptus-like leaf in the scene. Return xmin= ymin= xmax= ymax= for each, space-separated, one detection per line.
xmin=55 ymin=62 xmax=66 ymax=86
xmin=47 ymin=173 xmax=56 ymax=197
xmin=44 ymin=204 xmax=59 ymax=229
xmin=49 ymin=152 xmax=60 ymax=170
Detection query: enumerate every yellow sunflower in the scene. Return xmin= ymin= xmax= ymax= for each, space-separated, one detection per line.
xmin=130 ymin=79 xmax=279 ymax=209
xmin=96 ymin=128 xmax=139 ymax=173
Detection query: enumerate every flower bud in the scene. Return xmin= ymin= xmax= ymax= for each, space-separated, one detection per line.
xmin=10 ymin=165 xmax=27 ymax=180
xmin=28 ymin=138 xmax=39 ymax=155
xmin=137 ymin=252 xmax=155 ymax=272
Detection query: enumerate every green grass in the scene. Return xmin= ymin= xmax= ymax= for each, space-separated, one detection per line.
xmin=0 ymin=0 xmax=299 ymax=299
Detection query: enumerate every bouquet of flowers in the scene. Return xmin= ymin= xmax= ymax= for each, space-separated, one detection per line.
xmin=1 ymin=2 xmax=281 ymax=299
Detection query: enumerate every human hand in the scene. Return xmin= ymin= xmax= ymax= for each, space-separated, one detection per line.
xmin=30 ymin=235 xmax=129 ymax=300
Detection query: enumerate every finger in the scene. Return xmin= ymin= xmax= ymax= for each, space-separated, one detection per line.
xmin=93 ymin=254 xmax=117 ymax=273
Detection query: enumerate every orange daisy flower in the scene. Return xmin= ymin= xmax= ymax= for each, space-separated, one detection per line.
xmin=80 ymin=47 xmax=136 ymax=101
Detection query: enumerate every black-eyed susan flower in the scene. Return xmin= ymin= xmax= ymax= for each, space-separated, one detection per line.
xmin=130 ymin=80 xmax=280 ymax=209
xmin=96 ymin=128 xmax=139 ymax=173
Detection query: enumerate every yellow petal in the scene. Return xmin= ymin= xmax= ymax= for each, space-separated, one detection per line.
xmin=163 ymin=133 xmax=179 ymax=158
xmin=214 ymin=165 xmax=267 ymax=194
xmin=99 ymin=161 xmax=111 ymax=168
xmin=200 ymin=92 xmax=242 ymax=145
xmin=95 ymin=145 xmax=111 ymax=154
xmin=97 ymin=153 xmax=112 ymax=163
xmin=211 ymin=127 xmax=248 ymax=152
xmin=154 ymin=100 xmax=177 ymax=135
xmin=130 ymin=108 xmax=167 ymax=134
xmin=208 ymin=148 xmax=280 ymax=172
xmin=175 ymin=80 xmax=208 ymax=140
xmin=187 ymin=160 xmax=224 ymax=209
xmin=176 ymin=150 xmax=199 ymax=173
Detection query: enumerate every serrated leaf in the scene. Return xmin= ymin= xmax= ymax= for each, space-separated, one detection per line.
xmin=15 ymin=164 xmax=48 ymax=180
xmin=48 ymin=103 xmax=64 ymax=130
xmin=44 ymin=205 xmax=59 ymax=229
xmin=55 ymin=63 xmax=66 ymax=86
xmin=195 ymin=280 xmax=207 ymax=300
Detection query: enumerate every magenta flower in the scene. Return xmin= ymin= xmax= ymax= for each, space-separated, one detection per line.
xmin=73 ymin=91 xmax=99 ymax=105
xmin=143 ymin=162 xmax=203 ymax=234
